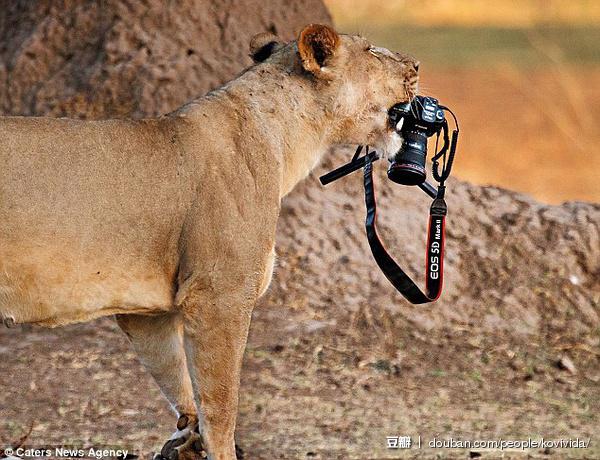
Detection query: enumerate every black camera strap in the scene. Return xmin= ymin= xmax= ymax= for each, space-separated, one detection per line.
xmin=363 ymin=154 xmax=447 ymax=304
xmin=319 ymin=104 xmax=458 ymax=305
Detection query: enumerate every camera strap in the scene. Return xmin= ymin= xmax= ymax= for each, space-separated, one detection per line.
xmin=319 ymin=106 xmax=458 ymax=304
xmin=363 ymin=154 xmax=447 ymax=304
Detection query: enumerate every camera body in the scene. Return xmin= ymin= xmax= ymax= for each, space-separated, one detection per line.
xmin=388 ymin=95 xmax=446 ymax=185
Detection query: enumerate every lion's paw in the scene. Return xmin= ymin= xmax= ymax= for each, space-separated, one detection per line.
xmin=154 ymin=415 xmax=206 ymax=460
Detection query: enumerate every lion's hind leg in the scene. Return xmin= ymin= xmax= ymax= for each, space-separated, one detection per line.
xmin=116 ymin=312 xmax=204 ymax=459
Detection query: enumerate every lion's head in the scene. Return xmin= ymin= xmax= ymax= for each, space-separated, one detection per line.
xmin=249 ymin=24 xmax=419 ymax=159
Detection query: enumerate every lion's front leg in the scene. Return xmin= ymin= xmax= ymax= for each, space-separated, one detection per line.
xmin=180 ymin=288 xmax=254 ymax=460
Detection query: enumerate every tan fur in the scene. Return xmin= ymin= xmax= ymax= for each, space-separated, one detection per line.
xmin=0 ymin=25 xmax=418 ymax=459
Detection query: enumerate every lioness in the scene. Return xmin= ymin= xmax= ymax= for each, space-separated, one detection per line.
xmin=0 ymin=24 xmax=418 ymax=460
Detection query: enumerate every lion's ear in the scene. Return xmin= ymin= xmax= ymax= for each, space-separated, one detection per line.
xmin=249 ymin=32 xmax=282 ymax=63
xmin=298 ymin=24 xmax=340 ymax=74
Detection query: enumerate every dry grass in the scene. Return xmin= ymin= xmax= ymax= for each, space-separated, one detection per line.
xmin=324 ymin=0 xmax=600 ymax=27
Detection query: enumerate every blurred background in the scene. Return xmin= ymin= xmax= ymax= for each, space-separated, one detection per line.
xmin=324 ymin=0 xmax=600 ymax=204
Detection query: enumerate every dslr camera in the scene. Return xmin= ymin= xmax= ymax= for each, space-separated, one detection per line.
xmin=318 ymin=93 xmax=459 ymax=304
xmin=387 ymin=95 xmax=447 ymax=186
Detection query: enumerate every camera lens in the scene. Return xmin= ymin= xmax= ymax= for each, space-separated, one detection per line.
xmin=387 ymin=131 xmax=427 ymax=185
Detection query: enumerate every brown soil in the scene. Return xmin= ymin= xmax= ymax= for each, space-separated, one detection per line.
xmin=0 ymin=2 xmax=599 ymax=460
xmin=0 ymin=0 xmax=331 ymax=118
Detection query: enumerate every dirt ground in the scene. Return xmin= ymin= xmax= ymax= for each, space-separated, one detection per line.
xmin=1 ymin=301 xmax=599 ymax=460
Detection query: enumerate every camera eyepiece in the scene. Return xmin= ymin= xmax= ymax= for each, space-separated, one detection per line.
xmin=387 ymin=96 xmax=446 ymax=186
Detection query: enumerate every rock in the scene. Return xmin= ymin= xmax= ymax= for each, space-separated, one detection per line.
xmin=0 ymin=0 xmax=331 ymax=118
xmin=271 ymin=153 xmax=600 ymax=337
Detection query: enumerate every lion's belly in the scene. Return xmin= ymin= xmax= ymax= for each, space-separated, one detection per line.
xmin=0 ymin=242 xmax=176 ymax=327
